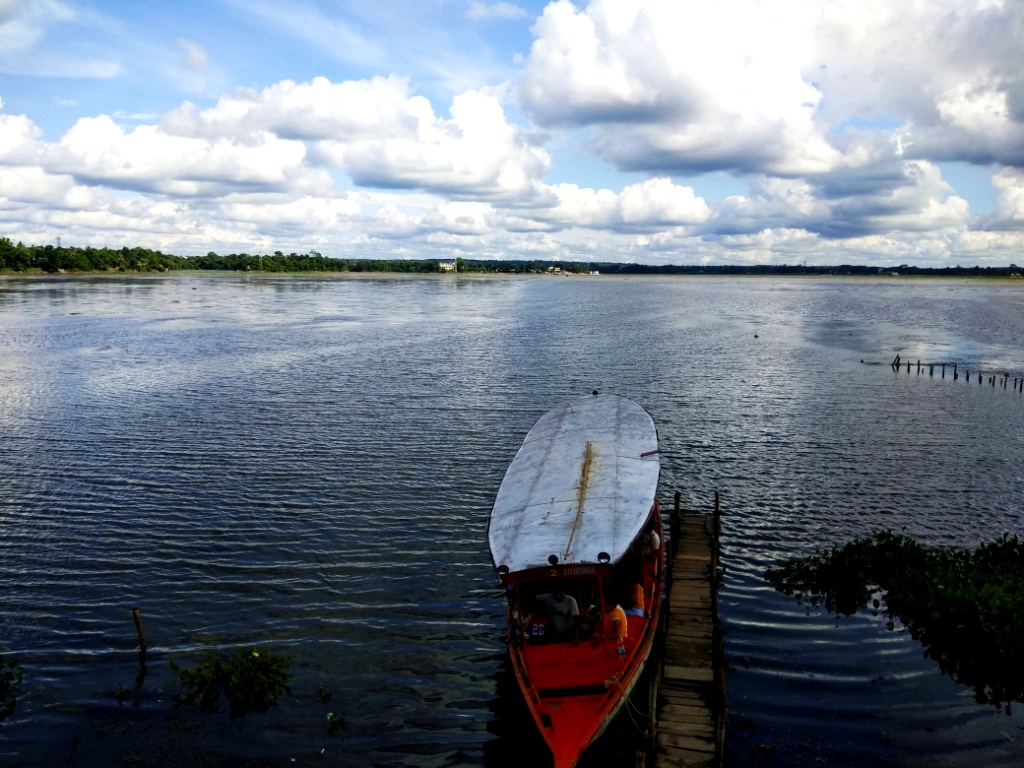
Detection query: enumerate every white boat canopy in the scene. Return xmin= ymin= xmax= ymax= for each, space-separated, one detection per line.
xmin=488 ymin=394 xmax=660 ymax=574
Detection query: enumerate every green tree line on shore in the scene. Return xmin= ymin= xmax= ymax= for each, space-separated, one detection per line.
xmin=0 ymin=240 xmax=596 ymax=275
xmin=0 ymin=237 xmax=1020 ymax=277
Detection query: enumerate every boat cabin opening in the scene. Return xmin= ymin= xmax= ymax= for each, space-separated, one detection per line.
xmin=502 ymin=522 xmax=662 ymax=651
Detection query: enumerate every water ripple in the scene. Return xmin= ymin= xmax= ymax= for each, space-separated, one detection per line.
xmin=2 ymin=275 xmax=1023 ymax=766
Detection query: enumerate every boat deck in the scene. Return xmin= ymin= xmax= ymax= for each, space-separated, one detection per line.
xmin=652 ymin=503 xmax=725 ymax=768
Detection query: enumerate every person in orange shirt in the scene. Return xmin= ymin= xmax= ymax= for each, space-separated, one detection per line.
xmin=625 ymin=583 xmax=646 ymax=617
xmin=589 ymin=592 xmax=627 ymax=646
xmin=605 ymin=598 xmax=627 ymax=641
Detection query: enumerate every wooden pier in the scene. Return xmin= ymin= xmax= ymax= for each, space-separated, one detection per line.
xmin=649 ymin=493 xmax=725 ymax=768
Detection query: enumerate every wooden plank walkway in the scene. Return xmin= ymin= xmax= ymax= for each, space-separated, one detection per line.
xmin=652 ymin=505 xmax=725 ymax=768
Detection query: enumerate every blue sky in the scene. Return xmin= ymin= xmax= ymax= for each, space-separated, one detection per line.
xmin=1 ymin=0 xmax=1022 ymax=266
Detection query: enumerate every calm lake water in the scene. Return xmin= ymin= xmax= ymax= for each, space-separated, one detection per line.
xmin=1 ymin=273 xmax=1023 ymax=767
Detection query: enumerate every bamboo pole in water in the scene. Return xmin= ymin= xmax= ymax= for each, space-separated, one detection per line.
xmin=132 ymin=607 xmax=147 ymax=659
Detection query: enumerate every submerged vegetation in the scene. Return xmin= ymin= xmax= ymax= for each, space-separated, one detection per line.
xmin=1 ymin=237 xmax=1021 ymax=277
xmin=765 ymin=530 xmax=1024 ymax=708
xmin=170 ymin=646 xmax=293 ymax=718
xmin=2 ymin=642 xmax=342 ymax=740
xmin=0 ymin=654 xmax=23 ymax=725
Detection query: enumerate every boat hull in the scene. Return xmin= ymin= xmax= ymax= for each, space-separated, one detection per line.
xmin=488 ymin=394 xmax=664 ymax=767
xmin=502 ymin=503 xmax=664 ymax=768
xmin=508 ymin=601 xmax=659 ymax=767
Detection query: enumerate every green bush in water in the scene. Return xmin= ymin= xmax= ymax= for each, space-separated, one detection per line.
xmin=765 ymin=530 xmax=1024 ymax=708
xmin=170 ymin=646 xmax=292 ymax=717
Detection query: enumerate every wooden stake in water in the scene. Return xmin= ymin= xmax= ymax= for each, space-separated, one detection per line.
xmin=132 ymin=607 xmax=148 ymax=659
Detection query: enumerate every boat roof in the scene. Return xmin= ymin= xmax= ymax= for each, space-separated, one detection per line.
xmin=488 ymin=394 xmax=660 ymax=574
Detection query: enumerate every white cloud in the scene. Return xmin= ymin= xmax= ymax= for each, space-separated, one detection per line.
xmin=1 ymin=0 xmax=1022 ymax=267
xmin=467 ymin=2 xmax=528 ymax=21
xmin=0 ymin=0 xmax=120 ymax=77
xmin=371 ymin=201 xmax=422 ymax=239
xmin=539 ymin=177 xmax=709 ymax=230
xmin=421 ymin=201 xmax=494 ymax=235
xmin=0 ymin=0 xmax=71 ymax=56
xmin=45 ymin=115 xmax=321 ymax=196
xmin=991 ymin=168 xmax=1024 ymax=226
xmin=113 ymin=111 xmax=161 ymax=121
xmin=0 ymin=164 xmax=77 ymax=207
xmin=520 ymin=0 xmax=1024 ymax=179
xmin=162 ymin=76 xmax=431 ymax=142
xmin=711 ymin=177 xmax=827 ymax=236
xmin=178 ymin=39 xmax=208 ymax=71
xmin=218 ymin=195 xmax=363 ymax=228
xmin=327 ymin=87 xmax=550 ymax=197
xmin=708 ymin=161 xmax=972 ymax=241
xmin=0 ymin=110 xmax=42 ymax=163
xmin=162 ymin=76 xmax=551 ymax=199
xmin=520 ymin=0 xmax=839 ymax=176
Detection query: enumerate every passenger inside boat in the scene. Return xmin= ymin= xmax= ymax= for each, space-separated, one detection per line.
xmin=625 ymin=582 xmax=645 ymax=617
xmin=595 ymin=594 xmax=627 ymax=641
xmin=518 ymin=580 xmax=591 ymax=645
xmin=577 ymin=584 xmax=601 ymax=640
xmin=512 ymin=553 xmax=658 ymax=652
xmin=536 ymin=589 xmax=580 ymax=643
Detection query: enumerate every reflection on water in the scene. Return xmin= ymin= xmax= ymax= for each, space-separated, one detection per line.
xmin=766 ymin=531 xmax=1024 ymax=711
xmin=0 ymin=274 xmax=1023 ymax=767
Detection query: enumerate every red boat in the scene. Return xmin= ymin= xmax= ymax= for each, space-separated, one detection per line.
xmin=488 ymin=393 xmax=664 ymax=768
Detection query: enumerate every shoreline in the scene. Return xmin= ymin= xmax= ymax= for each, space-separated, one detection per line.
xmin=2 ymin=269 xmax=1022 ymax=283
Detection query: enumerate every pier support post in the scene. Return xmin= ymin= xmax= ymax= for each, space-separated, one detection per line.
xmin=671 ymin=491 xmax=681 ymax=562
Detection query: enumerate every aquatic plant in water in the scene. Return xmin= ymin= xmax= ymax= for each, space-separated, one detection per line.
xmin=170 ymin=646 xmax=292 ymax=717
xmin=1 ymin=654 xmax=23 ymax=725
xmin=765 ymin=530 xmax=1024 ymax=708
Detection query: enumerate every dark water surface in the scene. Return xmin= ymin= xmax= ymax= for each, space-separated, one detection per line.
xmin=1 ymin=274 xmax=1023 ymax=767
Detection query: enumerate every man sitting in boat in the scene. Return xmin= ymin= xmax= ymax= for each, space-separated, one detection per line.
xmin=589 ymin=594 xmax=628 ymax=645
xmin=624 ymin=583 xmax=645 ymax=618
xmin=535 ymin=589 xmax=580 ymax=644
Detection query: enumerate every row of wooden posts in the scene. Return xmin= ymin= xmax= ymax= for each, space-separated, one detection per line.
xmin=891 ymin=354 xmax=1024 ymax=392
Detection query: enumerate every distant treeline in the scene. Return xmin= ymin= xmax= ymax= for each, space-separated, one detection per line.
xmin=0 ymin=238 xmax=1020 ymax=277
